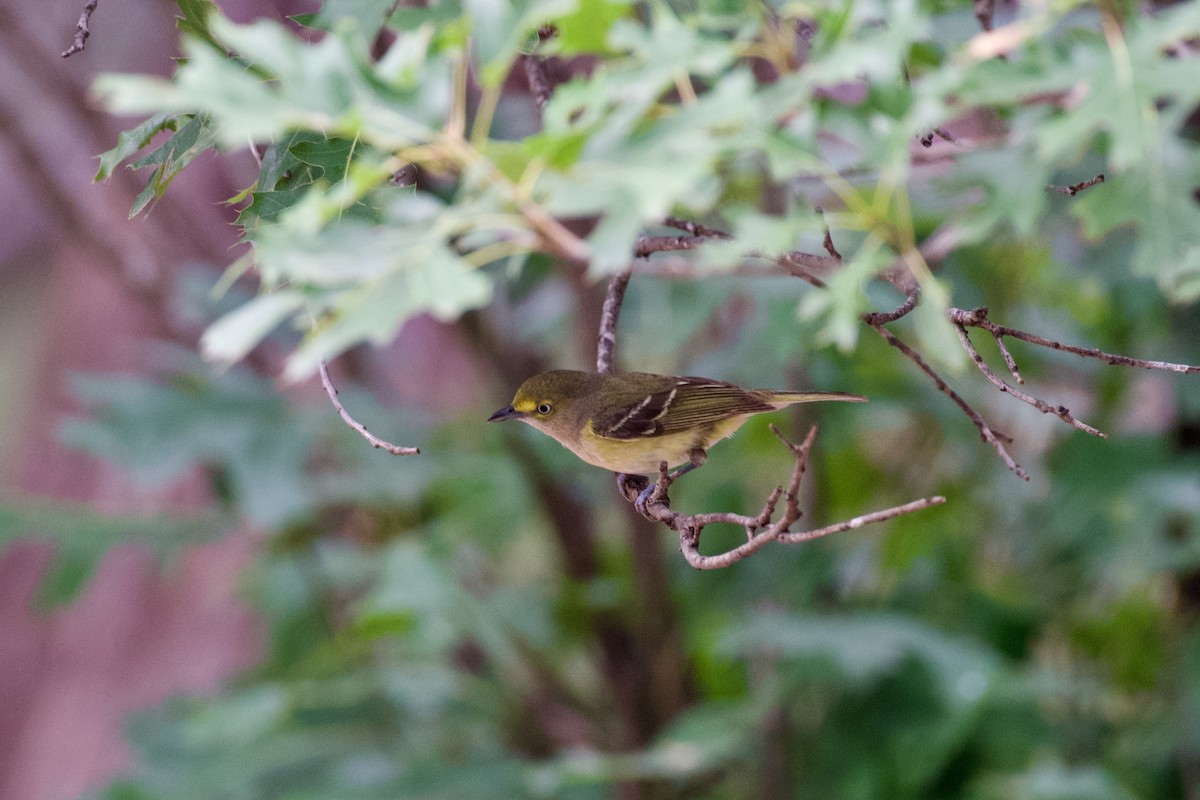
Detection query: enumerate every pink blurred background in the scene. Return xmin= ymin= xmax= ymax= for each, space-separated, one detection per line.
xmin=1 ymin=3 xmax=290 ymax=798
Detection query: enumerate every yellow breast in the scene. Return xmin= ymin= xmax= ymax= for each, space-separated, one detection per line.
xmin=570 ymin=416 xmax=753 ymax=474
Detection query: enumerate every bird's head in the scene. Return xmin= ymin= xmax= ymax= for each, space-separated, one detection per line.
xmin=487 ymin=370 xmax=597 ymax=430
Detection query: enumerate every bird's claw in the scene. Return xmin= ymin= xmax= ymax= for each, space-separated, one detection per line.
xmin=635 ymin=482 xmax=654 ymax=517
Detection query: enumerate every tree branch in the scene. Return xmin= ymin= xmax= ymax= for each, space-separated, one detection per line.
xmin=951 ymin=319 xmax=1107 ymax=439
xmin=635 ymin=234 xmax=712 ymax=257
xmin=1046 ymin=173 xmax=1105 ymax=196
xmin=319 ymin=360 xmax=420 ymax=455
xmin=597 ymin=269 xmax=632 ymax=374
xmin=615 ymin=425 xmax=944 ymax=570
xmin=662 ymin=216 xmax=732 ymax=239
xmin=946 ymin=305 xmax=1200 ymax=441
xmin=862 ymin=284 xmax=920 ymax=326
xmin=949 ymin=306 xmax=1200 ymax=375
xmin=61 ymin=0 xmax=98 ymax=58
xmin=869 ymin=323 xmax=1027 ymax=480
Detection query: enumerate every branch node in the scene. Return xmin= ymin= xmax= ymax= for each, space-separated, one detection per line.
xmin=61 ymin=0 xmax=99 ymax=58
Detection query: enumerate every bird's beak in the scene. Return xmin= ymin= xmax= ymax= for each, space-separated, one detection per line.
xmin=488 ymin=405 xmax=523 ymax=422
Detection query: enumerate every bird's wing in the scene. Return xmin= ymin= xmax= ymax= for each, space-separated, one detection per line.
xmin=593 ymin=377 xmax=775 ymax=440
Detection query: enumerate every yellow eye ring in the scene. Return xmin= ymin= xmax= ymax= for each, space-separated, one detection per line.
xmin=536 ymin=402 xmax=553 ymax=415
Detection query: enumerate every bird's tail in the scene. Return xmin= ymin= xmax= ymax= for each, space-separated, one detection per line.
xmin=755 ymin=390 xmax=868 ymax=408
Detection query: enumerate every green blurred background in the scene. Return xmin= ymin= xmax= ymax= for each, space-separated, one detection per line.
xmin=2 ymin=1 xmax=1200 ymax=799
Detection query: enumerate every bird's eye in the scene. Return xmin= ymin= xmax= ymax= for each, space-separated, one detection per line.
xmin=536 ymin=402 xmax=553 ymax=415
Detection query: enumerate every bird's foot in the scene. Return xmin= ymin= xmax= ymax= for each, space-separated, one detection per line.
xmin=616 ymin=472 xmax=647 ymax=500
xmin=635 ymin=482 xmax=655 ymax=517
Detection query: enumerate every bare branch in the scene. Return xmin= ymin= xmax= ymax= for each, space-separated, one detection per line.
xmin=61 ymin=0 xmax=98 ymax=58
xmin=635 ymin=235 xmax=711 ymax=257
xmin=863 ymin=284 xmax=920 ymax=326
xmin=639 ymin=215 xmax=840 ymax=289
xmin=870 ymin=323 xmax=1027 ymax=480
xmin=663 ymin=216 xmax=732 ymax=239
xmin=950 ymin=306 xmax=1200 ymax=375
xmin=993 ymin=332 xmax=1024 ymax=384
xmin=319 ymin=361 xmax=420 ymax=455
xmin=617 ymin=426 xmax=943 ymax=570
xmin=776 ymin=251 xmax=837 ymax=287
xmin=596 ymin=269 xmax=632 ymax=374
xmin=1046 ymin=174 xmax=1105 ymax=196
xmin=943 ymin=305 xmax=1200 ymax=442
xmin=777 ymin=496 xmax=947 ymax=544
xmin=863 ymin=304 xmax=1200 ymax=479
xmin=816 ymin=208 xmax=842 ymax=260
xmin=952 ymin=320 xmax=1108 ymax=438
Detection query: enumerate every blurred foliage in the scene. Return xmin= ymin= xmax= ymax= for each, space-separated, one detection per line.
xmin=4 ymin=0 xmax=1197 ymax=798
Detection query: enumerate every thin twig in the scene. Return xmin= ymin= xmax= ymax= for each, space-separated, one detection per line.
xmin=862 ymin=285 xmax=920 ymax=326
xmin=635 ymin=235 xmax=711 ymax=257
xmin=816 ymin=207 xmax=842 ymax=260
xmin=1046 ymin=174 xmax=1105 ymax=196
xmin=776 ymin=251 xmax=837 ymax=287
xmin=950 ymin=306 xmax=1200 ymax=375
xmin=992 ymin=332 xmax=1023 ymax=384
xmin=952 ymin=321 xmax=1107 ymax=438
xmin=663 ymin=216 xmax=732 ymax=239
xmin=635 ymin=215 xmax=842 ymax=289
xmin=870 ymin=324 xmax=1027 ymax=479
xmin=946 ymin=305 xmax=1200 ymax=441
xmin=318 ymin=360 xmax=420 ymax=455
xmin=61 ymin=0 xmax=98 ymax=58
xmin=777 ymin=496 xmax=946 ymax=543
xmin=597 ymin=270 xmax=632 ymax=374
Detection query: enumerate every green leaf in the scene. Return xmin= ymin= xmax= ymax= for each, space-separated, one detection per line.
xmin=957 ymin=4 xmax=1200 ymax=171
xmin=126 ymin=113 xmax=219 ymax=216
xmin=61 ymin=370 xmax=318 ymax=526
xmin=940 ymin=145 xmax=1052 ymax=242
xmin=201 ymin=290 xmax=308 ymax=365
xmin=797 ymin=240 xmax=889 ymax=353
xmin=552 ymin=0 xmax=633 ymax=55
xmin=174 ymin=0 xmax=222 ymax=51
xmin=981 ymin=763 xmax=1140 ymax=800
xmin=0 ymin=497 xmax=225 ymax=605
xmin=93 ymin=112 xmax=179 ymax=182
xmin=464 ymin=0 xmax=579 ymax=86
xmin=283 ymin=246 xmax=493 ymax=381
xmin=1071 ymin=139 xmax=1200 ymax=301
xmin=721 ymin=611 xmax=1000 ymax=703
xmin=238 ymin=135 xmax=364 ymax=227
xmin=313 ymin=0 xmax=399 ymax=34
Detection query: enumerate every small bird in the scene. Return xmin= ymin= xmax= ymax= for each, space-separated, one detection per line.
xmin=488 ymin=370 xmax=867 ymax=479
